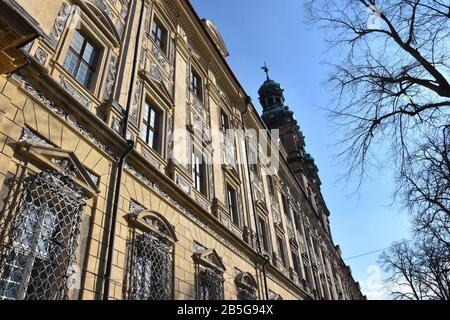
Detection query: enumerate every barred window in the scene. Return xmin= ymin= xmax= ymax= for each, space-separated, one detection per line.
xmin=126 ymin=212 xmax=176 ymax=300
xmin=193 ymin=249 xmax=225 ymax=300
xmin=128 ymin=232 xmax=172 ymax=300
xmin=235 ymin=272 xmax=257 ymax=300
xmin=0 ymin=170 xmax=86 ymax=300
xmin=198 ymin=268 xmax=223 ymax=300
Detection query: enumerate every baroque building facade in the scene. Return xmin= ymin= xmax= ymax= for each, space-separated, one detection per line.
xmin=0 ymin=0 xmax=365 ymax=300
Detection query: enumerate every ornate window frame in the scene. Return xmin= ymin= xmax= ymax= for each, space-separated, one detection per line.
xmin=124 ymin=210 xmax=177 ymax=300
xmin=192 ymin=248 xmax=226 ymax=300
xmin=54 ymin=6 xmax=117 ymax=104
xmin=235 ymin=272 xmax=258 ymax=300
xmin=0 ymin=132 xmax=98 ymax=300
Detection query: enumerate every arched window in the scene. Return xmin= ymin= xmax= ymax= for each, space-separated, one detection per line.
xmin=193 ymin=248 xmax=225 ymax=300
xmin=0 ymin=170 xmax=87 ymax=300
xmin=125 ymin=211 xmax=176 ymax=300
xmin=235 ymin=272 xmax=258 ymax=300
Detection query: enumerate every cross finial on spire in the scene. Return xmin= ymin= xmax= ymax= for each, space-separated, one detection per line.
xmin=261 ymin=62 xmax=270 ymax=80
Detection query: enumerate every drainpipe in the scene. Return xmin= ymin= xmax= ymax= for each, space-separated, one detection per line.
xmin=240 ymin=96 xmax=270 ymax=300
xmin=103 ymin=139 xmax=134 ymax=300
xmin=103 ymin=0 xmax=144 ymax=300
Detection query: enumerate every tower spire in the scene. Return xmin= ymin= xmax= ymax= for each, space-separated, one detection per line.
xmin=261 ymin=62 xmax=270 ymax=80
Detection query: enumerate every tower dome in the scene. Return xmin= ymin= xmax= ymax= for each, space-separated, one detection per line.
xmin=258 ymin=79 xmax=285 ymax=110
xmin=258 ymin=65 xmax=295 ymax=129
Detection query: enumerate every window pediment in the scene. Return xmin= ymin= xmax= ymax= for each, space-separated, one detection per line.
xmin=235 ymin=272 xmax=257 ymax=290
xmin=125 ymin=210 xmax=177 ymax=243
xmin=17 ymin=132 xmax=99 ymax=196
xmin=82 ymin=0 xmax=121 ymax=46
xmin=140 ymin=70 xmax=174 ymax=106
xmin=193 ymin=248 xmax=226 ymax=273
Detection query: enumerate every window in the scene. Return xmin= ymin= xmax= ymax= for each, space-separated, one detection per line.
xmin=277 ymin=236 xmax=287 ymax=267
xmin=281 ymin=194 xmax=291 ymax=220
xmin=191 ymin=69 xmax=202 ymax=99
xmin=128 ymin=232 xmax=172 ymax=300
xmin=257 ymin=217 xmax=269 ymax=252
xmin=267 ymin=176 xmax=275 ymax=194
xmin=304 ymin=263 xmax=314 ymax=289
xmin=198 ymin=269 xmax=223 ymax=300
xmin=140 ymin=101 xmax=162 ymax=153
xmin=192 ymin=147 xmax=207 ymax=195
xmin=235 ymin=272 xmax=257 ymax=300
xmin=63 ymin=30 xmax=99 ymax=89
xmin=220 ymin=109 xmax=229 ymax=132
xmin=150 ymin=18 xmax=168 ymax=53
xmin=294 ymin=213 xmax=302 ymax=235
xmin=292 ymin=251 xmax=301 ymax=276
xmin=126 ymin=214 xmax=175 ymax=300
xmin=227 ymin=185 xmax=240 ymax=226
xmin=0 ymin=170 xmax=86 ymax=300
xmin=248 ymin=148 xmax=258 ymax=174
xmin=193 ymin=249 xmax=225 ymax=300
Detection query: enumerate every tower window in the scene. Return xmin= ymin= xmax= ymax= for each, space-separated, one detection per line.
xmin=63 ymin=30 xmax=100 ymax=89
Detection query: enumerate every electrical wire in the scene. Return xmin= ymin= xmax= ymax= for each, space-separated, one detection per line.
xmin=343 ymin=239 xmax=414 ymax=261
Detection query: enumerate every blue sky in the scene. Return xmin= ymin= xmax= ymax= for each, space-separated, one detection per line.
xmin=191 ymin=0 xmax=412 ymax=299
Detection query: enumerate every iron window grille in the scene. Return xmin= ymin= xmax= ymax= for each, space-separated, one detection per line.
xmin=63 ymin=30 xmax=99 ymax=89
xmin=193 ymin=249 xmax=225 ymax=300
xmin=198 ymin=268 xmax=223 ymax=300
xmin=0 ymin=170 xmax=86 ymax=300
xmin=235 ymin=272 xmax=258 ymax=300
xmin=128 ymin=231 xmax=173 ymax=300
